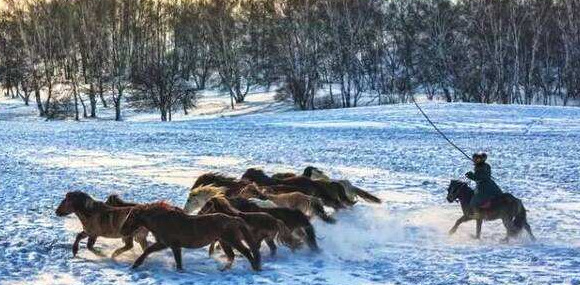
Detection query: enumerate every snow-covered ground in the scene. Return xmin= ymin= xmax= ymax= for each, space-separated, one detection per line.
xmin=1 ymin=94 xmax=579 ymax=284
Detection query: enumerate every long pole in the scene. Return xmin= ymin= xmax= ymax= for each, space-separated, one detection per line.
xmin=410 ymin=96 xmax=473 ymax=162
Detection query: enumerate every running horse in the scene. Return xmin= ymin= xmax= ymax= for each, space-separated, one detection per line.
xmin=446 ymin=180 xmax=535 ymax=241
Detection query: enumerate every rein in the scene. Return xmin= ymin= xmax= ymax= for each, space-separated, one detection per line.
xmin=120 ymin=207 xmax=134 ymax=229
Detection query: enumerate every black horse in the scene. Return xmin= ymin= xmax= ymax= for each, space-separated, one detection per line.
xmin=446 ymin=180 xmax=535 ymax=242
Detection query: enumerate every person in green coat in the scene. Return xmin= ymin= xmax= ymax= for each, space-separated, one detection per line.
xmin=466 ymin=152 xmax=503 ymax=209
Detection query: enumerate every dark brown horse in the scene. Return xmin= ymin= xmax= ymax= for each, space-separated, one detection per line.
xmin=446 ymin=180 xmax=535 ymax=241
xmin=192 ymin=173 xmax=250 ymax=197
xmin=120 ymin=202 xmax=262 ymax=271
xmin=226 ymin=197 xmax=320 ymax=252
xmin=104 ymin=194 xmax=153 ymax=250
xmin=239 ymin=184 xmax=336 ymax=223
xmin=55 ymin=191 xmax=148 ymax=258
xmin=199 ymin=196 xmax=302 ymax=256
xmin=303 ymin=166 xmax=382 ymax=204
xmin=191 ymin=172 xmax=308 ymax=199
xmin=242 ymin=168 xmax=350 ymax=209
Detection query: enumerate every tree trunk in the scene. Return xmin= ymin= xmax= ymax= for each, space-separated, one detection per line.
xmin=89 ymin=84 xmax=97 ymax=118
xmin=73 ymin=84 xmax=80 ymax=121
xmin=79 ymin=94 xmax=88 ymax=118
xmin=99 ymin=80 xmax=107 ymax=108
xmin=115 ymin=88 xmax=123 ymax=121
xmin=34 ymin=88 xmax=45 ymax=117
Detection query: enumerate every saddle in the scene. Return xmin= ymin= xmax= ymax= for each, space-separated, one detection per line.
xmin=477 ymin=194 xmax=510 ymax=211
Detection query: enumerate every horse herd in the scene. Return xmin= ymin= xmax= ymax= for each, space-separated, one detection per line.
xmin=55 ymin=166 xmax=535 ymax=273
xmin=55 ymin=166 xmax=382 ymax=272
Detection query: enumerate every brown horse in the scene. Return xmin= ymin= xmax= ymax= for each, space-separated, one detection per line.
xmin=226 ymin=197 xmax=321 ymax=252
xmin=303 ymin=166 xmax=382 ymax=204
xmin=271 ymin=172 xmax=297 ymax=180
xmin=55 ymin=191 xmax=147 ymax=258
xmin=192 ymin=173 xmax=250 ymax=197
xmin=199 ymin=196 xmax=302 ymax=256
xmin=242 ymin=168 xmax=351 ymax=209
xmin=191 ymin=172 xmax=307 ymax=199
xmin=120 ymin=202 xmax=262 ymax=271
xmin=239 ymin=184 xmax=336 ymax=224
xmin=104 ymin=194 xmax=154 ymax=251
xmin=446 ymin=180 xmax=535 ymax=241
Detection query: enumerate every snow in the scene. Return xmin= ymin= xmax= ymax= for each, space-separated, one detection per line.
xmin=1 ymin=95 xmax=580 ymax=284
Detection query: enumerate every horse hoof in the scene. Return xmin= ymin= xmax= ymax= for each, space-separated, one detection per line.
xmin=220 ymin=265 xmax=232 ymax=271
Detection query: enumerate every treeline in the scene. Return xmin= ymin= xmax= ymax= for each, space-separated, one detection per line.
xmin=0 ymin=0 xmax=579 ymax=121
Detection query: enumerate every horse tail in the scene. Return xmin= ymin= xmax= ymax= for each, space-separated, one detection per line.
xmin=310 ymin=198 xmax=336 ymax=224
xmin=508 ymin=196 xmax=527 ymax=236
xmin=303 ymin=224 xmax=320 ymax=252
xmin=232 ymin=217 xmax=261 ymax=270
xmin=353 ymin=186 xmax=381 ymax=204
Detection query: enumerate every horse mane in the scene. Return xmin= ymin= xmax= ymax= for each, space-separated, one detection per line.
xmin=194 ymin=173 xmax=241 ymax=188
xmin=66 ymin=191 xmax=110 ymax=214
xmin=137 ymin=201 xmax=183 ymax=216
xmin=450 ymin=180 xmax=469 ymax=188
xmin=449 ymin=180 xmax=473 ymax=196
xmin=209 ymin=196 xmax=241 ymax=214
xmin=189 ymin=184 xmax=227 ymax=197
xmin=242 ymin=168 xmax=276 ymax=184
xmin=240 ymin=183 xmax=269 ymax=199
xmin=228 ymin=197 xmax=262 ymax=210
xmin=105 ymin=194 xmax=123 ymax=203
xmin=245 ymin=168 xmax=266 ymax=176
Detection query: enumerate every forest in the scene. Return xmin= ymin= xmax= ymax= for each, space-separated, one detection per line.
xmin=0 ymin=0 xmax=579 ymax=121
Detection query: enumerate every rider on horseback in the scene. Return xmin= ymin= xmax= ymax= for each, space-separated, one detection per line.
xmin=466 ymin=152 xmax=503 ymax=209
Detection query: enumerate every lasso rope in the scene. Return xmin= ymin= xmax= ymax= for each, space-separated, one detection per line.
xmin=410 ymin=95 xmax=473 ymax=162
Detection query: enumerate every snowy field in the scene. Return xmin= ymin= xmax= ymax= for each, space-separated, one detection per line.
xmin=1 ymin=97 xmax=579 ymax=284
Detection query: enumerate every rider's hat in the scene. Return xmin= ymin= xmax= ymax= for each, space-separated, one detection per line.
xmin=472 ymin=152 xmax=487 ymax=162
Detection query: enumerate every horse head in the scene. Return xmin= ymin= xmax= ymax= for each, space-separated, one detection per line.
xmin=55 ymin=191 xmax=95 ymax=216
xmin=184 ymin=185 xmax=226 ymax=214
xmin=304 ymin=166 xmax=330 ymax=181
xmin=241 ymin=168 xmax=270 ymax=183
xmin=105 ymin=194 xmax=124 ymax=206
xmin=446 ymin=180 xmax=470 ymax=203
xmin=197 ymin=198 xmax=217 ymax=215
xmin=239 ymin=184 xmax=268 ymax=199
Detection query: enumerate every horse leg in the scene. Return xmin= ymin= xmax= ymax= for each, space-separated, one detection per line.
xmin=501 ymin=218 xmax=512 ymax=243
xmin=474 ymin=219 xmax=483 ymax=239
xmin=112 ymin=236 xmax=134 ymax=259
xmin=524 ymin=222 xmax=536 ymax=241
xmin=208 ymin=241 xmax=219 ymax=257
xmin=266 ymin=238 xmax=277 ymax=257
xmin=72 ymin=232 xmax=88 ymax=257
xmin=134 ymin=229 xmax=149 ymax=251
xmin=449 ymin=216 xmax=470 ymax=235
xmin=87 ymin=236 xmax=105 ymax=257
xmin=170 ymin=246 xmax=183 ymax=272
xmin=132 ymin=242 xmax=168 ymax=269
xmin=223 ymin=234 xmax=261 ymax=271
xmin=220 ymin=243 xmax=235 ymax=271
